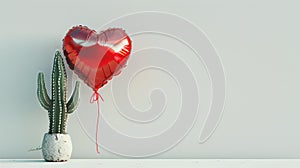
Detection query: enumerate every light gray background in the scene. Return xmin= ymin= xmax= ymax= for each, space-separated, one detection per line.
xmin=0 ymin=0 xmax=299 ymax=159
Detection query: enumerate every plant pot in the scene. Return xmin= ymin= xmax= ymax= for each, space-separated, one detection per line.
xmin=42 ymin=133 xmax=72 ymax=162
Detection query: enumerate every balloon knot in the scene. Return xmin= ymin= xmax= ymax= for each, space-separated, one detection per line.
xmin=90 ymin=90 xmax=104 ymax=103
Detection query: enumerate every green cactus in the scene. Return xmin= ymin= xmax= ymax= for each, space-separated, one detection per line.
xmin=37 ymin=51 xmax=80 ymax=134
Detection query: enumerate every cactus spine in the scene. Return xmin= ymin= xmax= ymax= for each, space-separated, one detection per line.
xmin=37 ymin=51 xmax=80 ymax=134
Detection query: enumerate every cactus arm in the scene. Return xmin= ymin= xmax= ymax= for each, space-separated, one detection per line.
xmin=37 ymin=72 xmax=51 ymax=110
xmin=67 ymin=81 xmax=80 ymax=114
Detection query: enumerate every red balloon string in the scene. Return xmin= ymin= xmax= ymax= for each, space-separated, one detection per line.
xmin=90 ymin=90 xmax=104 ymax=154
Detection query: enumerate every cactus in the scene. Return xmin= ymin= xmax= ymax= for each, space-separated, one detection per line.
xmin=37 ymin=51 xmax=80 ymax=134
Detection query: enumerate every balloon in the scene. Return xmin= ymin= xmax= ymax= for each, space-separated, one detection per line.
xmin=62 ymin=25 xmax=132 ymax=92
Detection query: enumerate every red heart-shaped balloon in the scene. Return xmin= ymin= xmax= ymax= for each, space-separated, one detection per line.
xmin=63 ymin=25 xmax=132 ymax=92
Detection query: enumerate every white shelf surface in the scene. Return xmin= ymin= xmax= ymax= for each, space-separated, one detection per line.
xmin=1 ymin=159 xmax=300 ymax=168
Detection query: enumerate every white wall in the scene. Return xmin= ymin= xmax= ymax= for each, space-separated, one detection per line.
xmin=0 ymin=0 xmax=300 ymax=158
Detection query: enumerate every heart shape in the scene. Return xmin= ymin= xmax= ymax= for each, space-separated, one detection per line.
xmin=63 ymin=25 xmax=132 ymax=91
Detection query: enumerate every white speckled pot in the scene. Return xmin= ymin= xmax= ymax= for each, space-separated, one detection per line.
xmin=42 ymin=133 xmax=72 ymax=162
